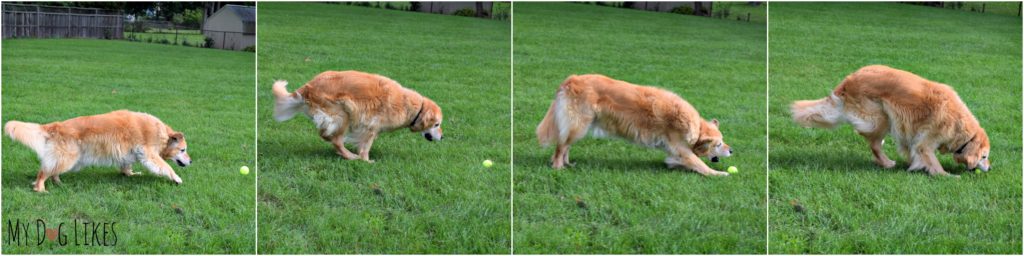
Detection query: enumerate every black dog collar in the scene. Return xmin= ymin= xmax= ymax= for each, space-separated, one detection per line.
xmin=955 ymin=134 xmax=976 ymax=154
xmin=410 ymin=102 xmax=425 ymax=127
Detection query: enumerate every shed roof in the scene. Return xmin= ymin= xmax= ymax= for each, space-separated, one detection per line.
xmin=222 ymin=4 xmax=255 ymax=23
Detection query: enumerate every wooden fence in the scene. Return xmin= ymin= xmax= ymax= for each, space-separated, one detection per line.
xmin=2 ymin=3 xmax=124 ymax=39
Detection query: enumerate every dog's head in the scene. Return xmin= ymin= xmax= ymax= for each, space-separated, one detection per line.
xmin=953 ymin=130 xmax=991 ymax=172
xmin=693 ymin=119 xmax=732 ymax=162
xmin=161 ymin=132 xmax=192 ymax=167
xmin=410 ymin=98 xmax=444 ymax=142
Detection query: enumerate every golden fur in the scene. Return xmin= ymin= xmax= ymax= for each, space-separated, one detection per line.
xmin=272 ymin=70 xmax=444 ymax=162
xmin=536 ymin=74 xmax=733 ymax=176
xmin=4 ymin=110 xmax=191 ymax=192
xmin=791 ymin=65 xmax=991 ymax=176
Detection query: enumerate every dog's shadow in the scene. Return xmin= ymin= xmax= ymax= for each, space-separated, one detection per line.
xmin=771 ymin=150 xmax=970 ymax=175
xmin=14 ymin=169 xmax=170 ymax=192
xmin=517 ymin=153 xmax=684 ymax=174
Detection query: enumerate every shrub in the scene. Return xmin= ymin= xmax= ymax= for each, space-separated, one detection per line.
xmin=670 ymin=6 xmax=694 ymax=15
xmin=242 ymin=45 xmax=255 ymax=52
xmin=182 ymin=39 xmax=192 ymax=47
xmin=159 ymin=38 xmax=170 ymax=44
xmin=204 ymin=37 xmax=215 ymax=48
xmin=453 ymin=8 xmax=475 ymax=17
xmin=410 ymin=2 xmax=421 ymax=11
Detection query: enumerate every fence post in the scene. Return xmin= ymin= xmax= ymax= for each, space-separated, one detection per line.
xmin=35 ymin=5 xmax=40 ymax=37
xmin=66 ymin=7 xmax=71 ymax=38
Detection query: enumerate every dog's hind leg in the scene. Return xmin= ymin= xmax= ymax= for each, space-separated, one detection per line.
xmin=121 ymin=163 xmax=137 ymax=176
xmin=859 ymin=131 xmax=895 ymax=169
xmin=32 ymin=171 xmax=51 ymax=193
xmin=33 ymin=151 xmax=77 ymax=192
xmin=551 ymin=115 xmax=590 ymax=169
xmin=356 ymin=131 xmax=378 ymax=163
xmin=331 ymin=135 xmax=359 ymax=160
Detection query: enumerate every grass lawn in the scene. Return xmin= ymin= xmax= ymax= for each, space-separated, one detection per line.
xmin=768 ymin=3 xmax=1022 ymax=254
xmin=513 ymin=3 xmax=766 ymax=254
xmin=1 ymin=39 xmax=255 ymax=253
xmin=256 ymin=3 xmax=510 ymax=254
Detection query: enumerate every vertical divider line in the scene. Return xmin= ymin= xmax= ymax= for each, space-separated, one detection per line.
xmin=253 ymin=2 xmax=260 ymax=254
xmin=509 ymin=2 xmax=516 ymax=254
xmin=764 ymin=1 xmax=771 ymax=254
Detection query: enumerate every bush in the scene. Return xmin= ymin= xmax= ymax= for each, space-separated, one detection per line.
xmin=410 ymin=2 xmax=421 ymax=11
xmin=182 ymin=39 xmax=192 ymax=47
xmin=453 ymin=8 xmax=475 ymax=17
xmin=159 ymin=38 xmax=170 ymax=44
xmin=713 ymin=5 xmax=732 ymax=18
xmin=670 ymin=6 xmax=694 ymax=15
xmin=242 ymin=45 xmax=255 ymax=52
xmin=204 ymin=37 xmax=215 ymax=48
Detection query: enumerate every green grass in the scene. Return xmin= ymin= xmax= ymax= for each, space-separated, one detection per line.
xmin=513 ymin=3 xmax=766 ymax=254
xmin=768 ymin=3 xmax=1022 ymax=254
xmin=256 ymin=3 xmax=510 ymax=254
xmin=1 ymin=39 xmax=255 ymax=253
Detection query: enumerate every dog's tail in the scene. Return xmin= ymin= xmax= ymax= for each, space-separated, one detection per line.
xmin=272 ymin=80 xmax=306 ymax=122
xmin=790 ymin=94 xmax=846 ymax=129
xmin=4 ymin=121 xmax=48 ymax=154
xmin=536 ymin=96 xmax=560 ymax=147
xmin=537 ymin=77 xmax=576 ymax=147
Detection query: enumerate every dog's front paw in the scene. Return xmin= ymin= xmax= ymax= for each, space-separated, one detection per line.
xmin=876 ymin=159 xmax=896 ymax=169
xmin=171 ymin=174 xmax=183 ymax=185
xmin=704 ymin=170 xmax=730 ymax=176
xmin=363 ymin=159 xmax=376 ymax=164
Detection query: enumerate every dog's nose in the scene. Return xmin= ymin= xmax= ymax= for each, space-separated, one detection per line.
xmin=729 ymin=149 xmax=733 ymax=154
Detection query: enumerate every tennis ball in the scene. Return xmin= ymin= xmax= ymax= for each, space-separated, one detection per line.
xmin=727 ymin=166 xmax=738 ymax=174
xmin=975 ymin=169 xmax=982 ymax=174
xmin=483 ymin=160 xmax=494 ymax=168
xmin=240 ymin=166 xmax=250 ymax=175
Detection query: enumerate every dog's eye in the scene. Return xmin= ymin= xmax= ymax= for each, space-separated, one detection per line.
xmin=181 ymin=149 xmax=186 ymax=153
xmin=982 ymin=156 xmax=988 ymax=159
xmin=434 ymin=124 xmax=440 ymax=127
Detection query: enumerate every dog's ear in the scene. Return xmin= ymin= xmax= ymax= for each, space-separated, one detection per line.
xmin=168 ymin=132 xmax=184 ymax=146
xmin=710 ymin=119 xmax=719 ymax=126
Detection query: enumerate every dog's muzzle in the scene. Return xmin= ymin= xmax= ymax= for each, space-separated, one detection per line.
xmin=424 ymin=133 xmax=442 ymax=142
xmin=175 ymin=159 xmax=188 ymax=167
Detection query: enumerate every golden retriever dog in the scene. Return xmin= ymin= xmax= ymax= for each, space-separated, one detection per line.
xmin=4 ymin=110 xmax=191 ymax=192
xmin=791 ymin=65 xmax=990 ymax=176
xmin=536 ymin=74 xmax=733 ymax=176
xmin=272 ymin=70 xmax=443 ymax=162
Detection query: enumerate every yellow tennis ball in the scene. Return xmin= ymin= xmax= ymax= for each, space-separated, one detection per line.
xmin=727 ymin=166 xmax=738 ymax=174
xmin=975 ymin=169 xmax=982 ymax=174
xmin=240 ymin=166 xmax=250 ymax=175
xmin=483 ymin=160 xmax=494 ymax=168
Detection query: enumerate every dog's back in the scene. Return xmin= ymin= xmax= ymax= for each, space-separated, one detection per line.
xmin=6 ymin=110 xmax=171 ymax=167
xmin=537 ymin=74 xmax=702 ymax=147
